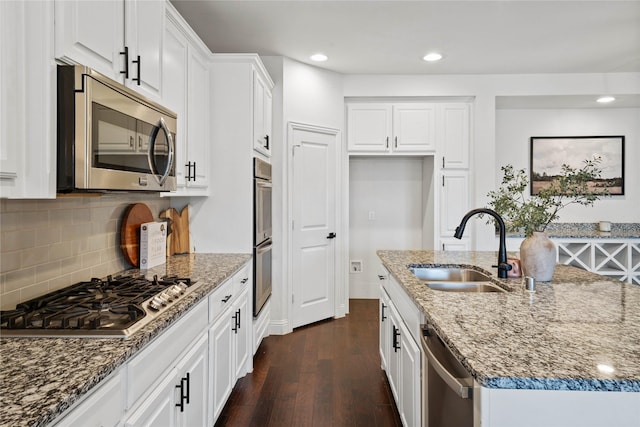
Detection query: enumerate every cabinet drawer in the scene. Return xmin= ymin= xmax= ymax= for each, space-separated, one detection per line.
xmin=233 ymin=263 xmax=251 ymax=294
xmin=55 ymin=371 xmax=123 ymax=427
xmin=126 ymin=299 xmax=208 ymax=408
xmin=209 ymin=278 xmax=234 ymax=322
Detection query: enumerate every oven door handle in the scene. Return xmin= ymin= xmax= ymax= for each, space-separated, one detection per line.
xmin=256 ymin=241 xmax=272 ymax=254
xmin=256 ymin=181 xmax=272 ymax=189
xmin=421 ymin=332 xmax=473 ymax=399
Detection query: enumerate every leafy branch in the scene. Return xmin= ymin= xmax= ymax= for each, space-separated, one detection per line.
xmin=486 ymin=159 xmax=609 ymax=237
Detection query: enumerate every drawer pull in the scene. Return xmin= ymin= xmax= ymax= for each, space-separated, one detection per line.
xmin=222 ymin=295 xmax=232 ymax=303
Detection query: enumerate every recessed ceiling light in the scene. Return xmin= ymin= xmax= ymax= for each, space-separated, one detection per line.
xmin=310 ymin=53 xmax=328 ymax=62
xmin=423 ymin=52 xmax=443 ymax=62
xmin=596 ymin=96 xmax=615 ymax=103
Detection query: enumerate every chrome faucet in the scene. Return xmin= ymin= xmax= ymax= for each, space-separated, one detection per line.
xmin=453 ymin=208 xmax=512 ymax=279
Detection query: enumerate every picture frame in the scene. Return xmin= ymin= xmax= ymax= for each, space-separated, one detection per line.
xmin=530 ymin=136 xmax=624 ymax=196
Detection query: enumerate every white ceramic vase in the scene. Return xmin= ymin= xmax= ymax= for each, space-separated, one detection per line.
xmin=519 ymin=231 xmax=556 ymax=282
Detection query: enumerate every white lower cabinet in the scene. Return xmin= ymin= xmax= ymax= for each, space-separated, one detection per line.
xmin=379 ymin=287 xmax=391 ymax=372
xmin=398 ymin=319 xmax=421 ymax=427
xmin=54 ymin=261 xmax=253 ymax=427
xmin=124 ymin=368 xmax=179 ymax=427
xmin=378 ymin=265 xmax=423 ymax=427
xmin=54 ymin=372 xmax=124 ymax=427
xmin=209 ymin=284 xmax=251 ymax=423
xmin=176 ymin=335 xmax=209 ymax=427
xmin=209 ymin=306 xmax=234 ymax=423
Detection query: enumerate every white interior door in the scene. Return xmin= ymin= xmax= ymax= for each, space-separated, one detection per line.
xmin=291 ymin=124 xmax=338 ymax=329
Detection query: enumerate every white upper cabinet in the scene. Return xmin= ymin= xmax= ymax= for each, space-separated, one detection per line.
xmin=161 ymin=4 xmax=210 ymax=197
xmin=123 ymin=0 xmax=164 ymax=101
xmin=393 ymin=104 xmax=436 ymax=152
xmin=438 ymin=103 xmax=471 ymax=169
xmin=253 ymin=71 xmax=273 ymax=157
xmin=347 ymin=103 xmax=435 ymax=154
xmin=347 ymin=103 xmax=392 ymax=152
xmin=1 ymin=1 xmax=55 ymax=199
xmin=55 ymin=0 xmax=163 ymax=101
xmin=185 ymin=46 xmax=211 ymax=191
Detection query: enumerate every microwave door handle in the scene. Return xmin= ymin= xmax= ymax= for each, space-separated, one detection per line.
xmin=147 ymin=117 xmax=174 ymax=186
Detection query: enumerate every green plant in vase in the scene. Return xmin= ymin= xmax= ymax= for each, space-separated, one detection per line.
xmin=487 ymin=159 xmax=609 ymax=281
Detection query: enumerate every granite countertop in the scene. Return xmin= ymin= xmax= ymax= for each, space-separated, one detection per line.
xmin=506 ymin=222 xmax=640 ymax=239
xmin=0 ymin=253 xmax=251 ymax=427
xmin=378 ymin=250 xmax=640 ymax=392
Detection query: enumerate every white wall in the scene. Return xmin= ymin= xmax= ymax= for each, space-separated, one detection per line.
xmin=496 ymin=107 xmax=640 ymax=223
xmin=349 ymin=157 xmax=427 ymax=298
xmin=343 ymin=72 xmax=640 ymax=249
xmin=262 ymin=56 xmax=345 ymax=333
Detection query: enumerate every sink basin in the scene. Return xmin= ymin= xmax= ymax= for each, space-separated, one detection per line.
xmin=424 ymin=282 xmax=505 ymax=293
xmin=408 ymin=267 xmax=506 ymax=293
xmin=409 ymin=267 xmax=492 ymax=282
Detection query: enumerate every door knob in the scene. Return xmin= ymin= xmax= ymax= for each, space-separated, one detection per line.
xmin=326 ymin=232 xmax=337 ymax=239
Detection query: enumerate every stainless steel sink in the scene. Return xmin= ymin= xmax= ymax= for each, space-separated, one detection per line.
xmin=408 ymin=267 xmax=506 ymax=293
xmin=409 ymin=267 xmax=492 ymax=282
xmin=424 ymin=282 xmax=505 ymax=293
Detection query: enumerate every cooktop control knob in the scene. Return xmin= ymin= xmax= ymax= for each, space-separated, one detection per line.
xmin=149 ymin=297 xmax=164 ymax=311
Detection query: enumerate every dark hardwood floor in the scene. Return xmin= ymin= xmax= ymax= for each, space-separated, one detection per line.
xmin=215 ymin=299 xmax=402 ymax=427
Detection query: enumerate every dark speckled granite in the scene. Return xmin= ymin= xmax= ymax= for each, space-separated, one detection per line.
xmin=378 ymin=250 xmax=640 ymax=393
xmin=0 ymin=253 xmax=250 ymax=427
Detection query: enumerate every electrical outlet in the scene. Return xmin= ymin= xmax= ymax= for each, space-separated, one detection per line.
xmin=350 ymin=260 xmax=362 ymax=273
xmin=368 ymin=210 xmax=376 ymax=220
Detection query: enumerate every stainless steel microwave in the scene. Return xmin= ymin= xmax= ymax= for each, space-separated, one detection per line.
xmin=57 ymin=65 xmax=177 ymax=192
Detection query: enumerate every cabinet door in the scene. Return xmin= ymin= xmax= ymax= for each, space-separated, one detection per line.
xmin=347 ymin=103 xmax=392 ymax=152
xmin=54 ymin=0 xmax=125 ymax=82
xmin=209 ymin=310 xmax=234 ymax=423
xmin=233 ymin=288 xmax=251 ymax=379
xmin=439 ymin=103 xmax=470 ymax=169
xmin=392 ymin=104 xmax=436 ymax=153
xmin=124 ymin=369 xmax=178 ymax=427
xmin=176 ymin=335 xmax=208 ymax=427
xmin=1 ymin=1 xmax=55 ymax=199
xmin=162 ymin=15 xmax=188 ymax=190
xmin=440 ymin=237 xmax=471 ymax=251
xmin=185 ymin=46 xmax=210 ymax=190
xmin=0 ymin=0 xmax=21 ymax=189
xmin=124 ymin=0 xmax=163 ymax=101
xmin=387 ymin=303 xmax=402 ymax=404
xmin=379 ymin=286 xmax=392 ymax=372
xmin=253 ymin=72 xmax=272 ymax=156
xmin=440 ymin=170 xmax=470 ymax=236
xmin=399 ymin=320 xmax=421 ymax=427
xmin=264 ymin=88 xmax=273 ymax=156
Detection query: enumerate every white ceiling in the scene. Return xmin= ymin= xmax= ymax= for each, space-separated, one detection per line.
xmin=169 ymin=0 xmax=640 ymax=76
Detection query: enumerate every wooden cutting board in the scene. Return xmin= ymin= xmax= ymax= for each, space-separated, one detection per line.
xmin=160 ymin=206 xmax=190 ymax=256
xmin=120 ymin=203 xmax=154 ymax=267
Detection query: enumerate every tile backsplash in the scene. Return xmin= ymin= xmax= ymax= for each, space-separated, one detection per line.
xmin=0 ymin=195 xmax=170 ymax=310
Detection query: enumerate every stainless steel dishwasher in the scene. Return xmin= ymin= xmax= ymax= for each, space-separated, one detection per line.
xmin=421 ymin=324 xmax=474 ymax=427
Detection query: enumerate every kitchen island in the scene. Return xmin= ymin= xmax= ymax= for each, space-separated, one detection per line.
xmin=0 ymin=253 xmax=251 ymax=427
xmin=378 ymin=250 xmax=640 ymax=426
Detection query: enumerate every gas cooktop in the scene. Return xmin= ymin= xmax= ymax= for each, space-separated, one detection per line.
xmin=0 ymin=274 xmax=199 ymax=338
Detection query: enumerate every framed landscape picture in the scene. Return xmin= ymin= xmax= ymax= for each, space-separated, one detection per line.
xmin=530 ymin=136 xmax=624 ymax=195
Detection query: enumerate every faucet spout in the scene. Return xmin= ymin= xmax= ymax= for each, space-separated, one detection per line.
xmin=454 ymin=208 xmax=511 ymax=279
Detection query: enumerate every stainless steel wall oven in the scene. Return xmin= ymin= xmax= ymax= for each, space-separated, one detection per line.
xmin=253 ymin=158 xmax=272 ymax=316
